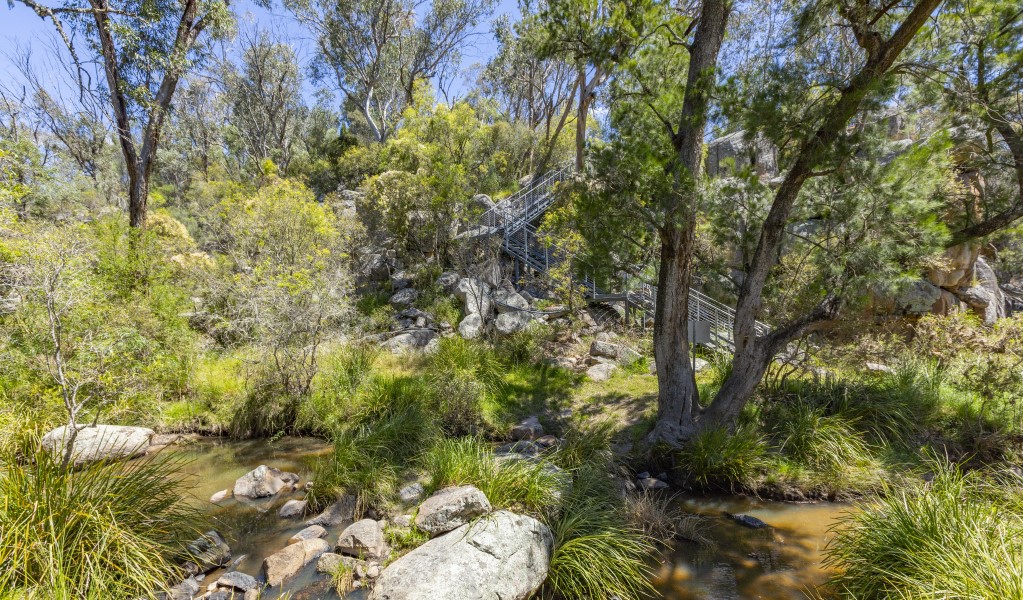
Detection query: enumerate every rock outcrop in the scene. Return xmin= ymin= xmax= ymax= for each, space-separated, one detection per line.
xmin=371 ymin=511 xmax=553 ymax=600
xmin=41 ymin=425 xmax=154 ymax=464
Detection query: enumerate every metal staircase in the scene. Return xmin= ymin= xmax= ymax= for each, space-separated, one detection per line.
xmin=467 ymin=168 xmax=770 ymax=353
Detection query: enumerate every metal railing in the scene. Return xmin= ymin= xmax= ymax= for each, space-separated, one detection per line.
xmin=466 ymin=167 xmax=771 ymax=353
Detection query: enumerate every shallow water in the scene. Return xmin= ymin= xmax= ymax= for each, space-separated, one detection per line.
xmin=171 ymin=437 xmax=846 ymax=599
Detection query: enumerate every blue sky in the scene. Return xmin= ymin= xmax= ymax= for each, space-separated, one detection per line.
xmin=0 ymin=0 xmax=520 ymax=102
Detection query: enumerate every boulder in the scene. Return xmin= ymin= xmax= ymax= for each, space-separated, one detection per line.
xmin=390 ymin=271 xmax=412 ymax=290
xmin=162 ymin=576 xmax=200 ymax=600
xmin=263 ymin=538 xmax=330 ymax=587
xmin=415 ymin=485 xmax=492 ymax=536
xmin=493 ymin=289 xmax=530 ymax=313
xmin=216 ymin=571 xmax=259 ymax=592
xmin=233 ymin=465 xmax=299 ymax=499
xmin=388 ymin=288 xmax=418 ymax=308
xmin=586 ymin=363 xmax=616 ymax=382
xmin=362 ymin=254 xmax=391 ymax=282
xmin=510 ymin=416 xmax=544 ymax=441
xmin=705 ymin=130 xmax=778 ymax=178
xmin=458 ymin=313 xmax=484 ymax=340
xmin=471 ymin=193 xmax=497 ymax=212
xmin=956 ymin=257 xmax=1007 ymax=324
xmin=278 ymin=499 xmax=307 ymax=518
xmin=382 ymin=329 xmax=438 ymax=353
xmin=336 ymin=519 xmax=387 ymax=559
xmin=892 ymin=280 xmax=942 ymax=314
xmin=589 ymin=340 xmax=641 ymax=365
xmin=306 ymin=495 xmax=357 ymax=527
xmin=436 ymin=271 xmax=461 ymax=292
xmin=41 ymin=425 xmax=154 ymax=464
xmin=185 ymin=531 xmax=232 ymax=574
xmin=495 ymin=311 xmax=533 ymax=335
xmin=289 ymin=525 xmax=327 ymax=545
xmin=371 ymin=511 xmax=553 ymax=600
xmin=456 ymin=278 xmax=491 ymax=316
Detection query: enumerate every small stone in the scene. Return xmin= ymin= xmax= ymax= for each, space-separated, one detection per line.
xmin=216 ymin=571 xmax=259 ymax=592
xmin=392 ymin=514 xmax=412 ymax=528
xmin=336 ymin=519 xmax=387 ymax=559
xmin=510 ymin=416 xmax=544 ymax=441
xmin=210 ymin=489 xmax=230 ymax=503
xmin=399 ymin=482 xmax=424 ymax=503
xmin=637 ymin=477 xmax=670 ymax=491
xmin=586 ymin=362 xmax=616 ymax=382
xmin=306 ymin=495 xmax=357 ymax=527
xmin=288 ymin=525 xmax=327 ymax=545
xmin=278 ymin=499 xmax=307 ymax=518
xmin=727 ymin=513 xmax=770 ymax=529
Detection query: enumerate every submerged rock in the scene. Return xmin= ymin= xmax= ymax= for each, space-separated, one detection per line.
xmin=289 ymin=525 xmax=327 ymax=545
xmin=233 ymin=465 xmax=299 ymax=499
xmin=41 ymin=424 xmax=154 ymax=464
xmin=263 ymin=538 xmax=330 ymax=586
xmin=278 ymin=499 xmax=307 ymax=518
xmin=727 ymin=513 xmax=770 ymax=529
xmin=371 ymin=511 xmax=553 ymax=600
xmin=185 ymin=530 xmax=232 ymax=574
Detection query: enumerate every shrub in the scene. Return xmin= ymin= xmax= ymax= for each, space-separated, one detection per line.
xmin=0 ymin=441 xmax=202 ymax=598
xmin=424 ymin=437 xmax=562 ymax=516
xmin=676 ymin=424 xmax=768 ymax=491
xmin=825 ymin=462 xmax=1023 ymax=599
xmin=544 ymin=467 xmax=656 ymax=600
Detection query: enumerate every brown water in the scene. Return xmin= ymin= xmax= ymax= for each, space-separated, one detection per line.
xmin=172 ymin=437 xmax=847 ymax=599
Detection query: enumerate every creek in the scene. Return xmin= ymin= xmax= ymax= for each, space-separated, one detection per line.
xmin=170 ymin=437 xmax=846 ymax=600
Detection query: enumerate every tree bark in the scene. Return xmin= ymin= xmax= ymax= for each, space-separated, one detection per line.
xmin=648 ymin=0 xmax=731 ymax=445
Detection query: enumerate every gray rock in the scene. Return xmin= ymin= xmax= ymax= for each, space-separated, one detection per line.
xmin=865 ymin=362 xmax=894 ymax=374
xmin=456 ymin=278 xmax=491 ymax=316
xmin=495 ymin=311 xmax=532 ymax=335
xmin=589 ymin=340 xmax=641 ymax=365
xmin=382 ymin=329 xmax=438 ymax=353
xmin=436 ymin=271 xmax=461 ymax=292
xmin=637 ymin=477 xmax=670 ymax=491
xmin=233 ymin=465 xmax=299 ymax=499
xmin=185 ymin=531 xmax=232 ymax=574
xmin=41 ymin=425 xmax=154 ymax=464
xmin=362 ymin=254 xmax=390 ymax=282
xmin=278 ymin=499 xmax=307 ymax=518
xmin=216 ymin=571 xmax=259 ymax=592
xmin=893 ymin=280 xmax=942 ymax=314
xmin=705 ymin=130 xmax=778 ymax=178
xmin=163 ymin=576 xmax=200 ymax=600
xmin=415 ymin=485 xmax=492 ymax=536
xmin=958 ymin=257 xmax=1007 ymax=324
xmin=288 ymin=525 xmax=327 ymax=545
xmin=399 ymin=482 xmax=424 ymax=503
xmin=510 ymin=416 xmax=544 ymax=441
xmin=727 ymin=513 xmax=769 ymax=529
xmin=306 ymin=495 xmax=357 ymax=527
xmin=586 ymin=363 xmax=616 ymax=382
xmin=371 ymin=511 xmax=553 ymax=600
xmin=494 ymin=441 xmax=543 ymax=457
xmin=336 ymin=519 xmax=387 ymax=559
xmin=263 ymin=538 xmax=330 ymax=586
xmin=458 ymin=313 xmax=484 ymax=340
xmin=493 ymin=289 xmax=530 ymax=313
xmin=390 ymin=271 xmax=412 ymax=290
xmin=388 ymin=288 xmax=418 ymax=308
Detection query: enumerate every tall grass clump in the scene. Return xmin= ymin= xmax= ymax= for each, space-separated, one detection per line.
xmin=824 ymin=461 xmax=1023 ymax=599
xmin=554 ymin=420 xmax=615 ymax=470
xmin=424 ymin=437 xmax=562 ymax=516
xmin=766 ymin=401 xmax=874 ymax=473
xmin=301 ymin=343 xmax=380 ymax=432
xmin=544 ymin=467 xmax=657 ymax=600
xmin=310 ymin=375 xmax=438 ymax=513
xmin=676 ymin=424 xmax=767 ymax=491
xmin=0 ymin=441 xmax=202 ymax=598
xmin=426 ymin=337 xmax=505 ymax=435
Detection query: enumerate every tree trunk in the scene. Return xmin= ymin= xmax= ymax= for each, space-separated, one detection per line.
xmin=128 ymin=166 xmax=149 ymax=229
xmin=575 ymin=69 xmax=587 ymax=171
xmin=647 ymin=0 xmax=731 ymax=446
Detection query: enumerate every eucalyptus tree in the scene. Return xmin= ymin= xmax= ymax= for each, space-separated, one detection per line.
xmin=478 ymin=8 xmax=577 ymax=175
xmin=10 ymin=0 xmax=235 ymax=228
xmin=286 ymin=0 xmax=495 ymax=142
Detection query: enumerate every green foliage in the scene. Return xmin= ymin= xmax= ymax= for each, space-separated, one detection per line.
xmin=825 ymin=461 xmax=1023 ymax=599
xmin=765 ymin=401 xmax=874 ymax=473
xmin=0 ymin=441 xmax=202 ymax=599
xmin=544 ymin=467 xmax=657 ymax=600
xmin=426 ymin=337 xmax=506 ymax=435
xmin=554 ymin=420 xmax=615 ymax=471
xmin=676 ymin=424 xmax=768 ymax=491
xmin=424 ymin=437 xmax=563 ymax=516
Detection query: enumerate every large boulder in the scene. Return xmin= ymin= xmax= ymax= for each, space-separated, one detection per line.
xmin=41 ymin=425 xmax=154 ymax=464
xmin=288 ymin=525 xmax=327 ymax=545
xmin=336 ymin=518 xmax=387 ymax=559
xmin=278 ymin=499 xmax=307 ymax=518
xmin=586 ymin=363 xmax=616 ymax=382
xmin=436 ymin=271 xmax=461 ymax=292
xmin=458 ymin=313 xmax=485 ymax=340
xmin=589 ymin=340 xmax=641 ymax=365
xmin=456 ymin=278 xmax=492 ymax=316
xmin=415 ymin=485 xmax=492 ymax=535
xmin=492 ymin=289 xmax=530 ymax=313
xmin=892 ymin=280 xmax=942 ymax=314
xmin=371 ymin=511 xmax=553 ymax=600
xmin=495 ymin=311 xmax=532 ymax=335
xmin=263 ymin=538 xmax=330 ymax=587
xmin=233 ymin=465 xmax=299 ymax=499
xmin=956 ymin=257 xmax=1007 ymax=324
xmin=389 ymin=288 xmax=418 ymax=308
xmin=216 ymin=571 xmax=260 ymax=592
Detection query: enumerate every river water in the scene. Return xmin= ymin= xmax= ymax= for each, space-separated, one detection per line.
xmin=170 ymin=437 xmax=845 ymax=599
